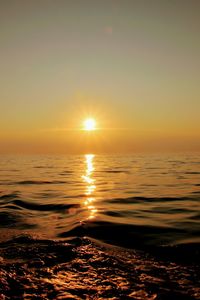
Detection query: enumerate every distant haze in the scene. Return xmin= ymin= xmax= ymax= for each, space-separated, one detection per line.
xmin=0 ymin=0 xmax=200 ymax=154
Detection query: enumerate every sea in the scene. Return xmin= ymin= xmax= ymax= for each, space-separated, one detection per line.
xmin=0 ymin=154 xmax=200 ymax=299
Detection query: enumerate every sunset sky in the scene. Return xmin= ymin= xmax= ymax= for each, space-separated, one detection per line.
xmin=0 ymin=0 xmax=200 ymax=154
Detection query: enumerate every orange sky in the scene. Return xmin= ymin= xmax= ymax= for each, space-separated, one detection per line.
xmin=0 ymin=1 xmax=200 ymax=154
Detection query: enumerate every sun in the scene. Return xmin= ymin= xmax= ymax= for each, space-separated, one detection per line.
xmin=83 ymin=118 xmax=96 ymax=131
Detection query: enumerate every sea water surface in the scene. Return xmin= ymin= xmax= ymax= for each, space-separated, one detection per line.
xmin=0 ymin=154 xmax=200 ymax=299
xmin=0 ymin=153 xmax=200 ymax=247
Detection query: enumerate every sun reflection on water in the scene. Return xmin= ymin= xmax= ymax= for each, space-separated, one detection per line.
xmin=82 ymin=154 xmax=97 ymax=220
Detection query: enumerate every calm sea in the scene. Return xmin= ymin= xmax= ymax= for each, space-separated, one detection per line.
xmin=0 ymin=154 xmax=200 ymax=248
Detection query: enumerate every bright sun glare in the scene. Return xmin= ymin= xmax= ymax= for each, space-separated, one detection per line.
xmin=83 ymin=118 xmax=96 ymax=131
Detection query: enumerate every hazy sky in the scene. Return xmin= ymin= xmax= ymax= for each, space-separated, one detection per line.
xmin=0 ymin=0 xmax=200 ymax=154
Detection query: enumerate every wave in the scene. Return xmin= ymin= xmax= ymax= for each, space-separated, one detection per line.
xmin=0 ymin=180 xmax=68 ymax=186
xmin=0 ymin=211 xmax=36 ymax=229
xmin=185 ymin=171 xmax=200 ymax=175
xmin=57 ymin=221 xmax=200 ymax=264
xmin=0 ymin=198 xmax=80 ymax=212
xmin=58 ymin=220 xmax=187 ymax=248
xmin=17 ymin=180 xmax=67 ymax=185
xmin=0 ymin=193 xmax=20 ymax=205
xmin=105 ymin=195 xmax=193 ymax=204
xmin=103 ymin=170 xmax=129 ymax=174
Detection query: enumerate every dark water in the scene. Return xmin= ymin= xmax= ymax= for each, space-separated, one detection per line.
xmin=0 ymin=154 xmax=200 ymax=299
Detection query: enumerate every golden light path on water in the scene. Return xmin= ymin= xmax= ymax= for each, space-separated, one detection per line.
xmin=82 ymin=154 xmax=97 ymax=220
